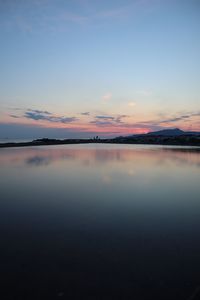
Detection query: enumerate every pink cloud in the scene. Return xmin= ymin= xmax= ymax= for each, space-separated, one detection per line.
xmin=102 ymin=92 xmax=112 ymax=101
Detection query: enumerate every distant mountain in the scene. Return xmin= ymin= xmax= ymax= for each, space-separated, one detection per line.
xmin=113 ymin=128 xmax=200 ymax=146
xmin=147 ymin=128 xmax=185 ymax=136
xmin=123 ymin=128 xmax=200 ymax=140
xmin=147 ymin=128 xmax=200 ymax=136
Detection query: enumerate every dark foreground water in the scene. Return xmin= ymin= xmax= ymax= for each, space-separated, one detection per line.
xmin=1 ymin=144 xmax=200 ymax=300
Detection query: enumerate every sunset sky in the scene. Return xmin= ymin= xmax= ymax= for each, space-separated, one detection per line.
xmin=0 ymin=0 xmax=199 ymax=139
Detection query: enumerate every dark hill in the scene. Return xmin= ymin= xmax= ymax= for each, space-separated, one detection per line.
xmin=147 ymin=128 xmax=184 ymax=136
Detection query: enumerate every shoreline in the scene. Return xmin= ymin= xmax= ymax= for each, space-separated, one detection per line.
xmin=1 ymin=138 xmax=200 ymax=148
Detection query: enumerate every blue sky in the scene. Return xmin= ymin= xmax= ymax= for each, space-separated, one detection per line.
xmin=0 ymin=0 xmax=200 ymax=138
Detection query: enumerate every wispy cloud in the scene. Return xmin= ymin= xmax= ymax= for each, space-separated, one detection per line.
xmin=28 ymin=109 xmax=52 ymax=115
xmin=91 ymin=114 xmax=127 ymax=127
xmin=89 ymin=110 xmax=200 ymax=133
xmin=90 ymin=120 xmax=113 ymax=126
xmin=157 ymin=112 xmax=200 ymax=124
xmin=8 ymin=107 xmax=200 ymax=136
xmin=81 ymin=112 xmax=90 ymax=116
xmin=96 ymin=115 xmax=115 ymax=120
xmin=159 ymin=116 xmax=191 ymax=124
xmin=133 ymin=112 xmax=200 ymax=132
xmin=9 ymin=114 xmax=20 ymax=118
xmin=23 ymin=109 xmax=77 ymax=124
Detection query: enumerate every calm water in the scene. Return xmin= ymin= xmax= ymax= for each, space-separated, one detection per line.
xmin=1 ymin=144 xmax=200 ymax=299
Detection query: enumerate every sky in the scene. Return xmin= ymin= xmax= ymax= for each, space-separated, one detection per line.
xmin=0 ymin=0 xmax=200 ymax=139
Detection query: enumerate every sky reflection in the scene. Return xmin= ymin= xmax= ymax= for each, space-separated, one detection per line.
xmin=0 ymin=144 xmax=200 ymax=168
xmin=1 ymin=144 xmax=200 ymax=299
xmin=0 ymin=144 xmax=200 ymax=212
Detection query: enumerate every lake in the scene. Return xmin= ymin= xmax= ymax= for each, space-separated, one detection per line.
xmin=1 ymin=144 xmax=200 ymax=299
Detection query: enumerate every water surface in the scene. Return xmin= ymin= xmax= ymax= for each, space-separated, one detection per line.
xmin=1 ymin=144 xmax=200 ymax=299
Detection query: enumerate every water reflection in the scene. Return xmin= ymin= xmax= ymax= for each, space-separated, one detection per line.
xmin=26 ymin=155 xmax=52 ymax=166
xmin=0 ymin=144 xmax=200 ymax=168
xmin=0 ymin=144 xmax=200 ymax=299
